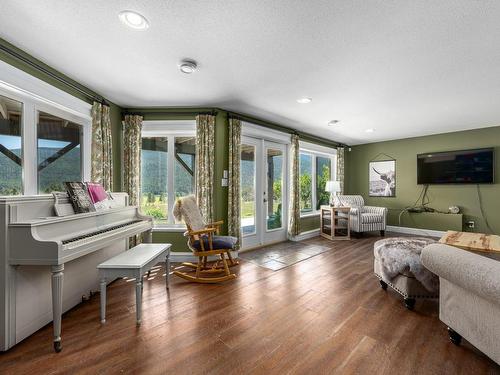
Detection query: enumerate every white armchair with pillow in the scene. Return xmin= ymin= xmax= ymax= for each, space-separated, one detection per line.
xmin=337 ymin=195 xmax=387 ymax=236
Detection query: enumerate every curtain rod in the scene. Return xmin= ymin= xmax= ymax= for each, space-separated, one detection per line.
xmin=0 ymin=44 xmax=104 ymax=104
xmin=122 ymin=110 xmax=217 ymax=117
xmin=227 ymin=111 xmax=347 ymax=148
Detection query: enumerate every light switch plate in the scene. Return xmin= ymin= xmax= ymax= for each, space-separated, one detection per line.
xmin=221 ymin=178 xmax=228 ymax=187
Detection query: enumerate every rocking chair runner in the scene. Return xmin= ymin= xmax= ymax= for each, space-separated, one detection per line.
xmin=172 ymin=196 xmax=239 ymax=283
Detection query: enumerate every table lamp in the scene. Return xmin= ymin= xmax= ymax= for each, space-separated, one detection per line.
xmin=325 ymin=180 xmax=341 ymax=206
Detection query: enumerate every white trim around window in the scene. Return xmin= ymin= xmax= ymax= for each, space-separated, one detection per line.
xmin=299 ymin=141 xmax=337 ymax=218
xmin=0 ymin=60 xmax=92 ymax=195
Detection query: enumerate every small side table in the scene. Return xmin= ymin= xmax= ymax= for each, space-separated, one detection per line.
xmin=320 ymin=205 xmax=350 ymax=240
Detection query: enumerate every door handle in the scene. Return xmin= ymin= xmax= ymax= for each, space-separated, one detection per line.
xmin=263 ymin=198 xmax=268 ymax=203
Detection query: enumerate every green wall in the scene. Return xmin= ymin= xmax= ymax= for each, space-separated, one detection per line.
xmin=345 ymin=126 xmax=500 ymax=234
xmin=300 ymin=215 xmax=320 ymax=233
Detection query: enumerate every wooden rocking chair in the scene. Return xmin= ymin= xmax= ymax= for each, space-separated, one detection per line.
xmin=172 ymin=195 xmax=239 ymax=283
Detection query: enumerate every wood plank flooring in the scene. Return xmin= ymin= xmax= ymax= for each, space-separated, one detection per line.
xmin=0 ymin=233 xmax=499 ymax=375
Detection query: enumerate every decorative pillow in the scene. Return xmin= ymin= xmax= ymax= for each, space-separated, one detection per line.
xmin=86 ymin=182 xmax=114 ymax=211
xmin=64 ymin=182 xmax=95 ymax=213
xmin=86 ymin=183 xmax=108 ymax=203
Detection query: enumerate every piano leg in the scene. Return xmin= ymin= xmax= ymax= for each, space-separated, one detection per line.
xmin=51 ymin=264 xmax=64 ymax=353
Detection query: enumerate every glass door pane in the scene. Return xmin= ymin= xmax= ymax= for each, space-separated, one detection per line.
xmin=0 ymin=95 xmax=23 ymax=195
xmin=266 ymin=148 xmax=283 ymax=230
xmin=37 ymin=111 xmax=82 ymax=193
xmin=240 ymin=144 xmax=256 ymax=235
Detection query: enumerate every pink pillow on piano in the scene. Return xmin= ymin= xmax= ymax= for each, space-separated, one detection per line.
xmin=86 ymin=183 xmax=108 ymax=203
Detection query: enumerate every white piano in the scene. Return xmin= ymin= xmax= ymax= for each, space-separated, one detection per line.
xmin=0 ymin=193 xmax=152 ymax=352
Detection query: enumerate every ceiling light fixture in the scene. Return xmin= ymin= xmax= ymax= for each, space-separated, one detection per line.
xmin=328 ymin=120 xmax=339 ymax=126
xmin=178 ymin=59 xmax=198 ymax=74
xmin=297 ymin=97 xmax=312 ymax=104
xmin=365 ymin=128 xmax=375 ymax=133
xmin=119 ymin=10 xmax=150 ymax=30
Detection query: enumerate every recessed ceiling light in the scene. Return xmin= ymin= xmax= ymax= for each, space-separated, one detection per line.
xmin=119 ymin=10 xmax=149 ymax=30
xmin=297 ymin=97 xmax=312 ymax=104
xmin=365 ymin=128 xmax=375 ymax=133
xmin=179 ymin=59 xmax=198 ymax=74
xmin=328 ymin=120 xmax=339 ymax=126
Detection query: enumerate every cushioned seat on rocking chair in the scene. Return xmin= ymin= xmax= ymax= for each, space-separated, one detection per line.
xmin=172 ymin=195 xmax=239 ymax=283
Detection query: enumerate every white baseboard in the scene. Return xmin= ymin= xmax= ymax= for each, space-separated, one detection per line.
xmin=290 ymin=229 xmax=320 ymax=242
xmin=387 ymin=225 xmax=446 ymax=238
xmin=169 ymin=251 xmax=238 ymax=263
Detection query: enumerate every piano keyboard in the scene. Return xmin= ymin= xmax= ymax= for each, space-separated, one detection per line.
xmin=62 ymin=220 xmax=146 ymax=248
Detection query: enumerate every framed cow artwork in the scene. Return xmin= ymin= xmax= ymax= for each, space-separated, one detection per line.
xmin=369 ymin=160 xmax=396 ymax=197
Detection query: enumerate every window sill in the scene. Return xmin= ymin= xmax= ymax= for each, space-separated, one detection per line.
xmin=300 ymin=212 xmax=321 ymax=218
xmin=152 ymin=226 xmax=187 ymax=233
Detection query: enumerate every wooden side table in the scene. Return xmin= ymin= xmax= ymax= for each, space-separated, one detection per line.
xmin=320 ymin=205 xmax=350 ymax=240
xmin=439 ymin=231 xmax=500 ymax=255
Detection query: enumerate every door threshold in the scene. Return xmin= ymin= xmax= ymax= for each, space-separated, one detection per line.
xmin=239 ymin=239 xmax=288 ymax=253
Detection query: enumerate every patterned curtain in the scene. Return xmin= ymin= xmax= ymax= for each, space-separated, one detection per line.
xmin=195 ymin=114 xmax=215 ymax=224
xmin=337 ymin=146 xmax=345 ymax=194
xmin=91 ymin=102 xmax=113 ymax=190
xmin=288 ymin=134 xmax=300 ymax=237
xmin=228 ymin=117 xmax=241 ymax=249
xmin=123 ymin=114 xmax=143 ymax=206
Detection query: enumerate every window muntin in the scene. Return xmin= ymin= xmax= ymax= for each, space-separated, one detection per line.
xmin=0 ymin=95 xmax=22 ymax=195
xmin=37 ymin=111 xmax=82 ymax=193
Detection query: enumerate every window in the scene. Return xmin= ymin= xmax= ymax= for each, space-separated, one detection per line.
xmin=37 ymin=111 xmax=82 ymax=193
xmin=0 ymin=94 xmax=89 ymax=196
xmin=140 ymin=122 xmax=196 ymax=226
xmin=0 ymin=95 xmax=22 ymax=195
xmin=299 ymin=144 xmax=336 ymax=216
xmin=0 ymin=62 xmax=91 ymax=196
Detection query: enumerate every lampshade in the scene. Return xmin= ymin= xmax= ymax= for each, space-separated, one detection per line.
xmin=325 ymin=180 xmax=341 ymax=193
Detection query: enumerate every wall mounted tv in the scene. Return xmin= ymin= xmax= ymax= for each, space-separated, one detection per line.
xmin=417 ymin=148 xmax=494 ymax=184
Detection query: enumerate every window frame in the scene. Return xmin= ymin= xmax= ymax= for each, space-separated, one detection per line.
xmin=0 ymin=60 xmax=92 ymax=196
xmin=299 ymin=141 xmax=337 ymax=218
xmin=140 ymin=120 xmax=196 ymax=229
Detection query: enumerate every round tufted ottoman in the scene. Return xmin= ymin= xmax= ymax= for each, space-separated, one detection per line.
xmin=373 ymin=237 xmax=439 ymax=310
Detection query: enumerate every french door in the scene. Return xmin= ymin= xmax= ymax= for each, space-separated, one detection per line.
xmin=240 ymin=136 xmax=288 ymax=249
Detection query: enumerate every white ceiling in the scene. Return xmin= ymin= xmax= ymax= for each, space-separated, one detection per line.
xmin=1 ymin=1 xmax=500 ymax=145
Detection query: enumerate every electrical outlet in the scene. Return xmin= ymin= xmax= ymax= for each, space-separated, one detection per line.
xmin=466 ymin=220 xmax=475 ymax=229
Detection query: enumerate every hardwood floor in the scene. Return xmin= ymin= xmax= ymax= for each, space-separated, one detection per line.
xmin=1 ymin=234 xmax=499 ymax=374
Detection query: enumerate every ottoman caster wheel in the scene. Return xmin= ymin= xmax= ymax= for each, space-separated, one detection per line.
xmin=53 ymin=340 xmax=62 ymax=353
xmin=404 ymin=298 xmax=416 ymax=310
xmin=379 ymin=280 xmax=388 ymax=291
xmin=448 ymin=327 xmax=462 ymax=346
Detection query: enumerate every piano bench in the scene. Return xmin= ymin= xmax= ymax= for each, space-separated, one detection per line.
xmin=97 ymin=243 xmax=171 ymax=325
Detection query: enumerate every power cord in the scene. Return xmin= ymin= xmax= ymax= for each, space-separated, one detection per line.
xmin=476 ymin=184 xmax=495 ymax=234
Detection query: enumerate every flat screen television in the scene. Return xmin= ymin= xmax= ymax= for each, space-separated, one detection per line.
xmin=417 ymin=148 xmax=494 ymax=184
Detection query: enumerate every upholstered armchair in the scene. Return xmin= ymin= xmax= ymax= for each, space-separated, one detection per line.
xmin=337 ymin=195 xmax=387 ymax=236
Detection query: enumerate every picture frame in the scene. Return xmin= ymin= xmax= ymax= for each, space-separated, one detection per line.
xmin=369 ymin=160 xmax=396 ymax=197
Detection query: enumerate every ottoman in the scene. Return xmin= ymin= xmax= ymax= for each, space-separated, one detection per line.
xmin=374 ymin=237 xmax=439 ymax=310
